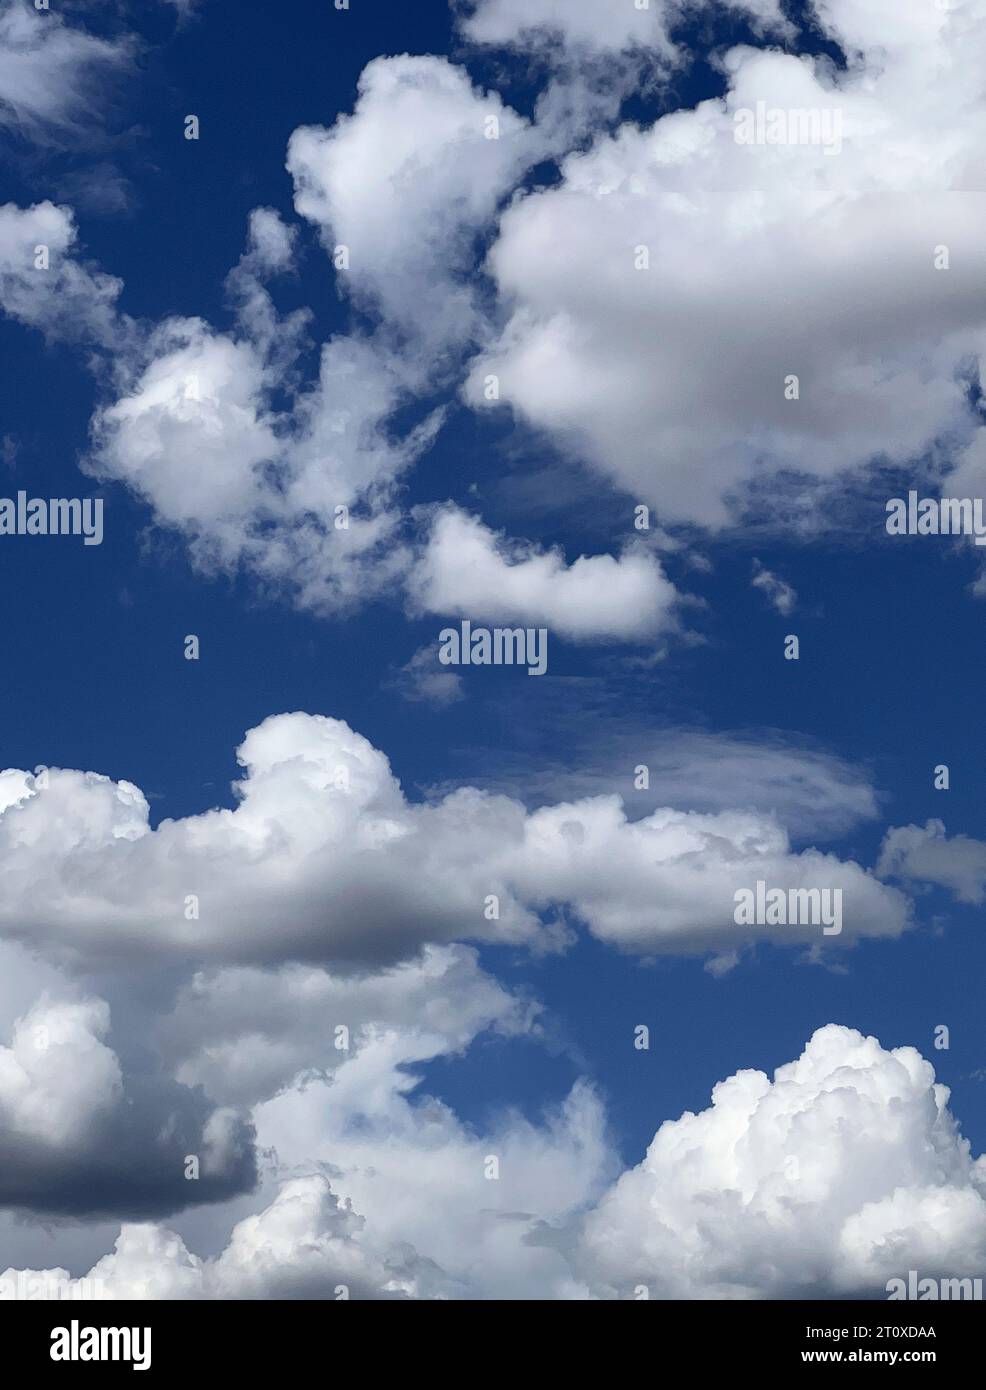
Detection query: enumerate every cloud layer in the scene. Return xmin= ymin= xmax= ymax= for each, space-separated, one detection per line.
xmin=0 ymin=711 xmax=907 ymax=968
xmin=6 ymin=1024 xmax=984 ymax=1299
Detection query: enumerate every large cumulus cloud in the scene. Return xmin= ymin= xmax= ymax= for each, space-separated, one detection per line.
xmin=576 ymin=1024 xmax=986 ymax=1298
xmin=467 ymin=0 xmax=986 ymax=528
xmin=0 ymin=711 xmax=908 ymax=967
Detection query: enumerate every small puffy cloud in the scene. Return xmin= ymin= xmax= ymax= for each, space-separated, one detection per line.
xmin=409 ymin=505 xmax=680 ymax=642
xmin=576 ymin=1024 xmax=986 ymax=1298
xmin=242 ymin=207 xmax=295 ymax=276
xmin=0 ymin=712 xmax=908 ymax=969
xmin=878 ymin=819 xmax=986 ymax=904
xmin=86 ymin=312 xmax=423 ymax=613
xmin=90 ymin=318 xmax=278 ymax=545
xmin=224 ymin=208 xmax=302 ymax=348
xmin=394 ymin=643 xmax=465 ymax=708
xmin=0 ymin=201 xmax=125 ymax=346
xmin=751 ymin=559 xmax=797 ymax=614
xmin=287 ymin=55 xmax=544 ymax=351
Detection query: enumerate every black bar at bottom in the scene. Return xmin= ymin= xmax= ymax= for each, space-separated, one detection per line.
xmin=0 ymin=1297 xmax=973 ymax=1375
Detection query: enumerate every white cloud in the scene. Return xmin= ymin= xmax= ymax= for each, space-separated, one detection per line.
xmin=458 ymin=0 xmax=791 ymax=58
xmin=576 ymin=1024 xmax=986 ymax=1298
xmin=452 ymin=713 xmax=882 ymax=841
xmin=0 ymin=201 xmax=125 ymax=346
xmin=506 ymin=797 xmax=907 ymax=954
xmin=8 ymin=1024 xmax=984 ymax=1299
xmin=0 ymin=711 xmax=907 ymax=969
xmin=0 ymin=0 xmax=133 ymax=143
xmin=0 ymin=712 xmax=543 ymax=967
xmin=467 ymin=0 xmax=986 ymax=529
xmin=85 ymin=310 xmax=429 ymax=613
xmin=77 ymin=57 xmax=554 ymax=616
xmin=459 ymin=0 xmax=678 ymax=59
xmin=83 ymin=1177 xmax=426 ymax=1300
xmin=1 ymin=972 xmax=612 ymax=1299
xmin=394 ymin=643 xmax=465 ymax=707
xmin=91 ymin=319 xmax=277 ymax=544
xmin=878 ymin=819 xmax=986 ymax=903
xmin=241 ymin=206 xmax=295 ymax=276
xmin=0 ymin=997 xmax=120 ymax=1146
xmin=751 ymin=559 xmax=796 ymax=614
xmin=0 ymin=990 xmax=254 ymax=1217
xmin=287 ymin=55 xmax=544 ymax=352
xmin=163 ymin=943 xmax=530 ymax=1109
xmin=224 ymin=207 xmax=302 ymax=350
xmin=410 ymin=505 xmax=680 ymax=641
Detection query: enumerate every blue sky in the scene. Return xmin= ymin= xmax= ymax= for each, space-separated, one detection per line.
xmin=1 ymin=0 xmax=986 ymax=1300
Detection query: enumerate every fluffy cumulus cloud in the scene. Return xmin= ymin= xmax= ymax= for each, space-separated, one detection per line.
xmin=0 ymin=997 xmax=121 ymax=1146
xmin=3 ymin=1176 xmax=427 ymax=1301
xmin=81 ymin=1177 xmax=429 ymax=1300
xmin=287 ymin=55 xmax=544 ymax=352
xmin=74 ymin=179 xmax=433 ymax=612
xmin=8 ymin=0 xmax=986 ymax=617
xmin=506 ymin=798 xmax=907 ymax=953
xmin=467 ymin=0 xmax=986 ymax=528
xmin=57 ymin=1073 xmax=611 ymax=1299
xmin=0 ymin=991 xmax=254 ymax=1218
xmin=409 ymin=505 xmax=680 ymax=641
xmin=0 ymin=711 xmax=906 ymax=968
xmin=0 ymin=713 xmax=543 ymax=967
xmin=2 ymin=946 xmax=612 ymax=1299
xmin=878 ymin=819 xmax=986 ymax=903
xmin=576 ymin=1024 xmax=986 ymax=1299
xmin=7 ymin=1025 xmax=985 ymax=1299
xmin=72 ymin=56 xmax=617 ymax=618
